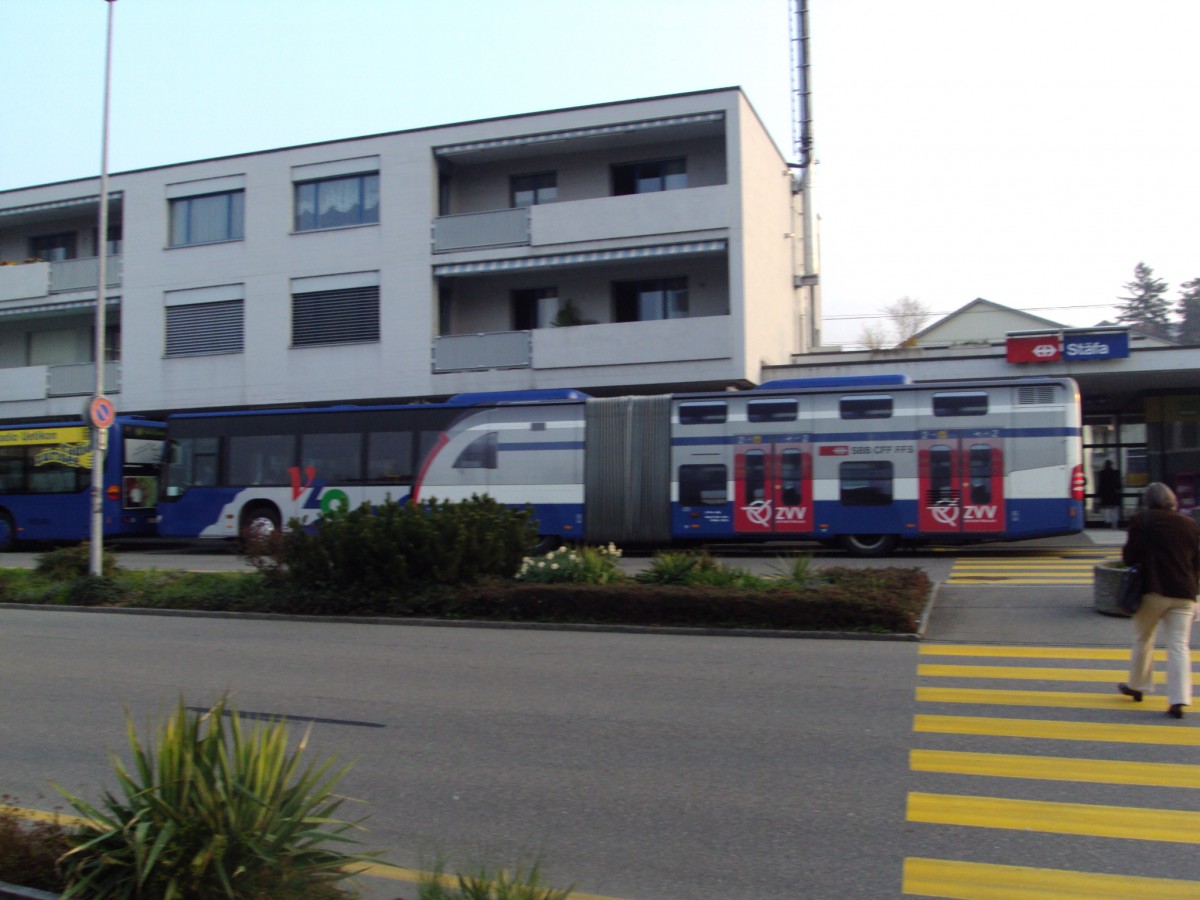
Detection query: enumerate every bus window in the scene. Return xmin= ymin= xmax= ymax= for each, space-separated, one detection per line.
xmin=0 ymin=448 xmax=24 ymax=492
xmin=748 ymin=399 xmax=798 ymax=422
xmin=840 ymin=461 xmax=893 ymax=506
xmin=969 ymin=444 xmax=993 ymax=503
xmin=367 ymin=430 xmax=414 ymax=484
xmin=679 ymin=402 xmax=727 ymax=425
xmin=228 ymin=434 xmax=295 ymax=486
xmin=301 ymin=432 xmax=363 ymax=483
xmin=933 ymin=392 xmax=988 ymax=417
xmin=679 ymin=464 xmax=727 ymax=505
xmin=454 ymin=431 xmax=498 ymax=469
xmin=839 ymin=395 xmax=893 ymax=419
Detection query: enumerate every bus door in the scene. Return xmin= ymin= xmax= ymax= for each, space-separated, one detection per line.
xmin=734 ymin=438 xmax=813 ymax=534
xmin=918 ymin=436 xmax=1005 ymax=534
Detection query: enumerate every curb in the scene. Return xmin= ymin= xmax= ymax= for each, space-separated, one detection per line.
xmin=0 ymin=600 xmax=928 ymax=642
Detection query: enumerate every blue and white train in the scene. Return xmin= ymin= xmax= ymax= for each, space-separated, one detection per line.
xmin=157 ymin=375 xmax=1085 ymax=556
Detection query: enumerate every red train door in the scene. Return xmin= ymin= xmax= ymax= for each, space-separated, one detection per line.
xmin=734 ymin=440 xmax=813 ymax=534
xmin=918 ymin=438 xmax=1005 ymax=534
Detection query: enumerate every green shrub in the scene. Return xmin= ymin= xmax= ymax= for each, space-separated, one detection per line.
xmin=274 ymin=496 xmax=538 ymax=598
xmin=0 ymin=798 xmax=72 ymax=893
xmin=516 ymin=544 xmax=625 ymax=585
xmin=420 ymin=857 xmax=575 ymax=900
xmin=35 ymin=542 xmax=121 ymax=580
xmin=767 ymin=552 xmax=821 ymax=588
xmin=634 ymin=551 xmax=703 ymax=585
xmin=65 ymin=575 xmax=121 ymax=607
xmin=56 ymin=697 xmax=367 ymax=899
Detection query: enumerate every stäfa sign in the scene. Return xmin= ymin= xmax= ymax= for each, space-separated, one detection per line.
xmin=1006 ymin=329 xmax=1130 ymax=364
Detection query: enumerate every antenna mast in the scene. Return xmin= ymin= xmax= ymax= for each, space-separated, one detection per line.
xmin=790 ymin=0 xmax=813 ymax=168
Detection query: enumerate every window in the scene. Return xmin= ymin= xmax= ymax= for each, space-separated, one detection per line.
xmin=454 ymin=432 xmax=498 ymax=469
xmin=969 ymin=444 xmax=994 ymax=503
xmin=744 ymin=451 xmax=766 ymax=502
xmin=781 ymin=449 xmax=803 ymax=506
xmin=29 ymin=232 xmax=77 ymax=261
xmin=169 ymin=191 xmax=245 ymax=246
xmin=840 ymin=461 xmax=894 ymax=506
xmin=0 ymin=445 xmax=87 ymax=494
xmin=927 ymin=445 xmax=955 ymax=505
xmin=164 ymin=436 xmax=220 ymax=496
xmin=840 ymin=395 xmax=893 ymax=420
xmin=612 ymin=158 xmax=686 ymax=195
xmin=614 ymin=277 xmax=688 ymax=322
xmin=748 ymin=399 xmax=798 ymax=423
xmin=165 ymin=300 xmax=244 ymax=357
xmin=679 ymin=464 xmax=728 ymax=505
xmin=511 ymin=172 xmax=556 ymax=207
xmin=294 ymin=173 xmax=379 ymax=231
xmin=933 ymin=392 xmax=989 ymax=417
xmin=228 ymin=434 xmax=294 ymax=486
xmin=679 ymin=402 xmax=727 ymax=425
xmin=512 ymin=287 xmax=559 ymax=330
xmin=301 ymin=432 xmax=363 ymax=483
xmin=367 ymin=431 xmax=414 ymax=484
xmin=292 ymin=284 xmax=380 ymax=347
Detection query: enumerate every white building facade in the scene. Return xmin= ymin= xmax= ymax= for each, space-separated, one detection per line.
xmin=0 ymin=88 xmax=816 ymax=419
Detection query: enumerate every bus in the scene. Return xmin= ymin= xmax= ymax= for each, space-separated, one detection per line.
xmin=0 ymin=416 xmax=165 ymax=550
xmin=157 ymin=376 xmax=1084 ymax=556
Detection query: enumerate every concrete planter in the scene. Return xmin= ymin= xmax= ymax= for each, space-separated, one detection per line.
xmin=1094 ymin=562 xmax=1133 ymax=617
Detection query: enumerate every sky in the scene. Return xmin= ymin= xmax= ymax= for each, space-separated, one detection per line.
xmin=2 ymin=0 xmax=1197 ymax=348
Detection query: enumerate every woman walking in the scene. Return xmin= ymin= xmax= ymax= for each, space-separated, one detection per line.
xmin=1117 ymin=482 xmax=1200 ymax=719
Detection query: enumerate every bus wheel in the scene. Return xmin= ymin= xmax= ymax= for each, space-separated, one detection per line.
xmin=240 ymin=505 xmax=281 ymax=547
xmin=0 ymin=512 xmax=15 ymax=551
xmin=838 ymin=533 xmax=899 ymax=558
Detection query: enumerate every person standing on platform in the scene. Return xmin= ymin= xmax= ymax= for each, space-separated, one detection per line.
xmin=1098 ymin=459 xmax=1122 ymax=528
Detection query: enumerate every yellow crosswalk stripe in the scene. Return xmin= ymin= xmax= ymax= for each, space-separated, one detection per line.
xmin=902 ymin=857 xmax=1200 ymax=899
xmin=915 ymin=713 xmax=1200 ymax=745
xmin=907 ymin=792 xmax=1200 ymax=843
xmin=945 ymin=549 xmax=1117 ymax=584
xmin=918 ymin=663 xmax=1198 ymax=684
xmin=917 ymin=685 xmax=1175 ymax=710
xmin=920 ymin=645 xmax=1160 ymax=660
xmin=910 ymin=748 xmax=1200 ymax=788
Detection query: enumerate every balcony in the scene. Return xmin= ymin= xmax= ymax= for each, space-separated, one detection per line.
xmin=0 ymin=256 xmax=122 ymax=303
xmin=0 ymin=362 xmax=119 ymax=403
xmin=432 ymin=315 xmax=731 ymax=374
xmin=433 ymin=208 xmax=529 ymax=253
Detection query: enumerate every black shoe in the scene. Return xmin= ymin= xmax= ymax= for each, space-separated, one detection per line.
xmin=1118 ymin=683 xmax=1144 ymax=702
xmin=1169 ymin=704 xmax=1185 ymax=719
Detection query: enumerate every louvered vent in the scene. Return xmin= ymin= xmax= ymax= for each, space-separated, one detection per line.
xmin=1018 ymin=384 xmax=1057 ymax=405
xmin=292 ymin=286 xmax=380 ymax=346
xmin=165 ymin=300 xmax=244 ymax=357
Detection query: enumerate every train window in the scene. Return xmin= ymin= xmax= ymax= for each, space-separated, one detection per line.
xmin=454 ymin=431 xmax=498 ymax=469
xmin=839 ymin=461 xmax=894 ymax=506
xmin=928 ymin=445 xmax=955 ymax=504
xmin=969 ymin=444 xmax=993 ymax=503
xmin=744 ymin=450 xmax=767 ymax=502
xmin=679 ymin=402 xmax=727 ymax=425
xmin=839 ymin=395 xmax=893 ymax=419
xmin=367 ymin=431 xmax=414 ymax=484
xmin=781 ymin=449 xmax=803 ymax=505
xmin=933 ymin=392 xmax=989 ymax=417
xmin=228 ymin=434 xmax=295 ymax=486
xmin=301 ymin=432 xmax=363 ymax=484
xmin=679 ymin=464 xmax=728 ymax=505
xmin=748 ymin=399 xmax=798 ymax=422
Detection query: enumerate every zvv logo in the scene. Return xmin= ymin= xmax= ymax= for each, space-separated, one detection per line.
xmin=928 ymin=504 xmax=960 ymax=526
xmin=743 ymin=500 xmax=774 ymax=527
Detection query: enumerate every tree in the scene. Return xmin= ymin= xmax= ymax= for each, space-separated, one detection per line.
xmin=1116 ymin=262 xmax=1172 ymax=340
xmin=1176 ymin=277 xmax=1200 ymax=345
xmin=857 ymin=296 xmax=932 ymax=349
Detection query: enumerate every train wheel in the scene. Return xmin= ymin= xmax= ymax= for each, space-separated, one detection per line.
xmin=0 ymin=511 xmax=15 ymax=552
xmin=838 ymin=533 xmax=899 ymax=558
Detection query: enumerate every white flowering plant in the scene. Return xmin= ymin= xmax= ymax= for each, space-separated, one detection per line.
xmin=515 ymin=543 xmax=625 ymax=585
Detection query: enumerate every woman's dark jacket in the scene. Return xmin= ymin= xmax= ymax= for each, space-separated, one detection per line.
xmin=1123 ymin=509 xmax=1200 ymax=600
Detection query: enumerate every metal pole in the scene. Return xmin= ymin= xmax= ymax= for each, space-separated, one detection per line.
xmin=90 ymin=0 xmax=117 ymax=578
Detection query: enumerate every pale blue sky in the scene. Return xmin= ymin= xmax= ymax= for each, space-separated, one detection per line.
xmin=2 ymin=0 xmax=1197 ymax=347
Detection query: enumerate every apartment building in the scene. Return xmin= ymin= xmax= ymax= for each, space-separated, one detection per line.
xmin=0 ymin=88 xmax=816 ymax=419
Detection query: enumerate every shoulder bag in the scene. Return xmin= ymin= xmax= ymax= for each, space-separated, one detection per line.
xmin=1117 ymin=565 xmax=1143 ymax=615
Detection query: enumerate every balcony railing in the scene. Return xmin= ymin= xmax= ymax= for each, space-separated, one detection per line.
xmin=432 ymin=331 xmax=532 ymax=372
xmin=50 ymin=255 xmax=122 ymax=293
xmin=48 ymin=362 xmax=120 ymax=397
xmin=432 ymin=208 xmax=529 ymax=253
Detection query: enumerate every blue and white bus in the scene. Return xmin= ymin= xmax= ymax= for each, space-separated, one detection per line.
xmin=0 ymin=416 xmax=164 ymax=550
xmin=157 ymin=376 xmax=1084 ymax=556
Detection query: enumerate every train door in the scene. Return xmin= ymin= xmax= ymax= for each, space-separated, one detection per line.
xmin=918 ymin=437 xmax=1005 ymax=534
xmin=734 ymin=439 xmax=813 ymax=534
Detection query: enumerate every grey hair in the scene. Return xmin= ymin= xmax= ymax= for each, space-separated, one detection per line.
xmin=1143 ymin=482 xmax=1178 ymax=511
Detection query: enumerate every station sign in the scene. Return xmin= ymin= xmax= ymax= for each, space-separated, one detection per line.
xmin=1006 ymin=334 xmax=1061 ymax=363
xmin=1006 ymin=329 xmax=1130 ymax=364
xmin=1063 ymin=331 xmax=1129 ymax=360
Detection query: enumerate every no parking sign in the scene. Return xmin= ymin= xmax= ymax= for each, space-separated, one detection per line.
xmin=87 ymin=395 xmax=116 ymax=429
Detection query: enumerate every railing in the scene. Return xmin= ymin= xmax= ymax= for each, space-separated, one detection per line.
xmin=49 ymin=255 xmax=122 ymax=293
xmin=432 ymin=208 xmax=529 ymax=252
xmin=47 ymin=362 xmax=120 ymax=397
xmin=432 ymin=331 xmax=531 ymax=372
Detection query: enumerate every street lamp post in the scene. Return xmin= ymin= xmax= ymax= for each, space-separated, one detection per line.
xmin=90 ymin=0 xmax=117 ymax=578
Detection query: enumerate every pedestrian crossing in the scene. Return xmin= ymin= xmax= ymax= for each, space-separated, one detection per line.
xmin=903 ymin=644 xmax=1200 ymax=898
xmin=946 ymin=548 xmax=1120 ymax=585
